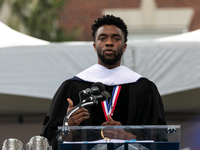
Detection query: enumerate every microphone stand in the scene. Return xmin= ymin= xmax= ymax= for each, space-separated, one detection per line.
xmin=62 ymin=97 xmax=98 ymax=133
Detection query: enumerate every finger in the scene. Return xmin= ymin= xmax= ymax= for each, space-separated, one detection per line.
xmin=74 ymin=112 xmax=90 ymax=121
xmin=101 ymin=121 xmax=114 ymax=126
xmin=107 ymin=115 xmax=114 ymax=121
xmin=101 ymin=122 xmax=106 ymax=126
xmin=71 ymin=107 xmax=90 ymax=117
xmin=102 ymin=121 xmax=116 ymax=126
xmin=67 ymin=98 xmax=74 ymax=108
xmin=101 ymin=120 xmax=122 ymax=126
xmin=67 ymin=98 xmax=74 ymax=113
xmin=69 ymin=115 xmax=90 ymax=126
xmin=101 ymin=115 xmax=113 ymax=126
xmin=103 ymin=130 xmax=115 ymax=138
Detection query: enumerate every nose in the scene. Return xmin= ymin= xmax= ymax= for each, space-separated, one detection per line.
xmin=105 ymin=37 xmax=113 ymax=47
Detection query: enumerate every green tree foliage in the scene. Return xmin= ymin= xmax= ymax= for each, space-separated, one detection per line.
xmin=0 ymin=0 xmax=76 ymax=42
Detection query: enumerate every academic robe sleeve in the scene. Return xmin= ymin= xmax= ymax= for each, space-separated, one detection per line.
xmin=137 ymin=78 xmax=166 ymax=125
xmin=41 ymin=80 xmax=81 ymax=150
xmin=135 ymin=79 xmax=167 ymax=141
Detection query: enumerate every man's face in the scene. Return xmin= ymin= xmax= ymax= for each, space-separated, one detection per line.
xmin=93 ymin=25 xmax=127 ymax=68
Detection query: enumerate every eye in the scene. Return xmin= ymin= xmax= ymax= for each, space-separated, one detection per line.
xmin=114 ymin=37 xmax=120 ymax=41
xmin=99 ymin=37 xmax=106 ymax=41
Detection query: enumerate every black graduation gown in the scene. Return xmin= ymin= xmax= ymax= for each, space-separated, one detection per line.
xmin=41 ymin=77 xmax=166 ymax=150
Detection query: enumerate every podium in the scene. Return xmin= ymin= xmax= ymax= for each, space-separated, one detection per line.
xmin=57 ymin=125 xmax=180 ymax=150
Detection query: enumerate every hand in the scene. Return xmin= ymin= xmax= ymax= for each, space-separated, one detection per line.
xmin=67 ymin=98 xmax=90 ymax=126
xmin=101 ymin=115 xmax=136 ymax=140
xmin=101 ymin=128 xmax=136 ymax=140
xmin=101 ymin=115 xmax=122 ymax=126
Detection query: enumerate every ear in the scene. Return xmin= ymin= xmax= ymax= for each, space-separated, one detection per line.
xmin=93 ymin=43 xmax=97 ymax=52
xmin=123 ymin=43 xmax=127 ymax=52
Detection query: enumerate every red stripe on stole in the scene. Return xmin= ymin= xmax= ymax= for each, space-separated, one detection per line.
xmin=101 ymin=101 xmax=108 ymax=121
xmin=110 ymin=86 xmax=121 ymax=116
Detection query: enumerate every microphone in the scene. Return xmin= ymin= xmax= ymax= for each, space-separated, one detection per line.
xmin=26 ymin=136 xmax=52 ymax=150
xmin=63 ymin=91 xmax=110 ymax=129
xmin=82 ymin=91 xmax=110 ymax=103
xmin=80 ymin=82 xmax=105 ymax=95
xmin=2 ymin=138 xmax=23 ymax=150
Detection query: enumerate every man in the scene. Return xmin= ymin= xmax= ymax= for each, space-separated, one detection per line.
xmin=41 ymin=15 xmax=166 ymax=149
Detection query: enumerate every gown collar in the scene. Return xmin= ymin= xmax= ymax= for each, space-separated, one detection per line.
xmin=75 ymin=64 xmax=142 ymax=86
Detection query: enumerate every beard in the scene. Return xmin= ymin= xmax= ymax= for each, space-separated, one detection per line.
xmin=97 ymin=49 xmax=124 ymax=66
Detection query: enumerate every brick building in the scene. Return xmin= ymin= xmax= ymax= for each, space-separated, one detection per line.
xmin=59 ymin=0 xmax=200 ymax=41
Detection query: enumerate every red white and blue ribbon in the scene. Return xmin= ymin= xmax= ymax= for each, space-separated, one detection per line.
xmin=101 ymin=85 xmax=121 ymax=121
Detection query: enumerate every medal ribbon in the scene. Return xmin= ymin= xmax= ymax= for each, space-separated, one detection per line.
xmin=101 ymin=85 xmax=121 ymax=121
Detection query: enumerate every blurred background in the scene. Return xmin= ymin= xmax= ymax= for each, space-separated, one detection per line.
xmin=0 ymin=0 xmax=200 ymax=149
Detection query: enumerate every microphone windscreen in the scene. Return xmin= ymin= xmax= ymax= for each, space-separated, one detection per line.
xmin=91 ymin=82 xmax=105 ymax=91
xmin=101 ymin=91 xmax=110 ymax=101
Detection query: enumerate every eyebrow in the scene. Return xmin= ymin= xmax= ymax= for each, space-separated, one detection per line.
xmin=98 ymin=33 xmax=107 ymax=37
xmin=98 ymin=33 xmax=121 ymax=37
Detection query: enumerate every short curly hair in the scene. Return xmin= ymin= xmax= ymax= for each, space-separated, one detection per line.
xmin=91 ymin=15 xmax=128 ymax=43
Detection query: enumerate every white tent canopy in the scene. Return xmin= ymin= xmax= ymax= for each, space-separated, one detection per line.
xmin=0 ymin=21 xmax=49 ymax=48
xmin=154 ymin=29 xmax=200 ymax=42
